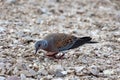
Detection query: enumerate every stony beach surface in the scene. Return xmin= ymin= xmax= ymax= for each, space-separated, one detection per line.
xmin=0 ymin=0 xmax=120 ymax=80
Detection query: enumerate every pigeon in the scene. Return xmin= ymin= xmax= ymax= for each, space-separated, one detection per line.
xmin=35 ymin=33 xmax=97 ymax=59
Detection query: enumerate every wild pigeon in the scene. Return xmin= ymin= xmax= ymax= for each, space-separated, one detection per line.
xmin=35 ymin=33 xmax=97 ymax=59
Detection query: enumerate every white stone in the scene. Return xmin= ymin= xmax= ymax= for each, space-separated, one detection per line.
xmin=52 ymin=78 xmax=63 ymax=80
xmin=103 ymin=69 xmax=114 ymax=75
xmin=0 ymin=76 xmax=5 ymax=80
xmin=74 ymin=66 xmax=85 ymax=73
xmin=6 ymin=0 xmax=17 ymax=4
xmin=49 ymin=65 xmax=64 ymax=71
xmin=0 ymin=27 xmax=6 ymax=33
xmin=20 ymin=74 xmax=26 ymax=80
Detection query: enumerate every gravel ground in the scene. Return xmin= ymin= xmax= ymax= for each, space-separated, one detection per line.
xmin=0 ymin=0 xmax=120 ymax=80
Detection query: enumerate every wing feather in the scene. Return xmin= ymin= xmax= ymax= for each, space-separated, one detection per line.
xmin=44 ymin=33 xmax=78 ymax=51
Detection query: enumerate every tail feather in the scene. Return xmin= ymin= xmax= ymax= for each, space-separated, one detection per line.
xmin=70 ymin=36 xmax=94 ymax=49
xmin=79 ymin=37 xmax=92 ymax=42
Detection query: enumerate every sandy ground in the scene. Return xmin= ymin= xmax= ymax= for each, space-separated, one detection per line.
xmin=0 ymin=0 xmax=120 ymax=80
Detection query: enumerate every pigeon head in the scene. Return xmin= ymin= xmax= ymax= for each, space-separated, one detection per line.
xmin=34 ymin=40 xmax=48 ymax=54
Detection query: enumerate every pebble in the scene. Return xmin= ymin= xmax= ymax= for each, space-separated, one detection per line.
xmin=61 ymin=71 xmax=67 ymax=75
xmin=0 ymin=62 xmax=5 ymax=69
xmin=28 ymin=69 xmax=37 ymax=76
xmin=6 ymin=0 xmax=17 ymax=4
xmin=20 ymin=74 xmax=26 ymax=80
xmin=36 ymin=18 xmax=43 ymax=24
xmin=7 ymin=75 xmax=20 ymax=80
xmin=0 ymin=27 xmax=6 ymax=33
xmin=38 ymin=69 xmax=48 ymax=76
xmin=117 ymin=38 xmax=120 ymax=42
xmin=54 ymin=70 xmax=65 ymax=77
xmin=52 ymin=78 xmax=63 ymax=80
xmin=74 ymin=66 xmax=85 ymax=73
xmin=89 ymin=65 xmax=100 ymax=76
xmin=39 ymin=8 xmax=48 ymax=14
xmin=68 ymin=76 xmax=80 ymax=80
xmin=0 ymin=76 xmax=5 ymax=80
xmin=19 ymin=70 xmax=35 ymax=77
xmin=49 ymin=65 xmax=64 ymax=72
xmin=103 ymin=69 xmax=114 ymax=75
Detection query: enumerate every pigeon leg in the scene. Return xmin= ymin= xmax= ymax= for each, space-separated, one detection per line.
xmin=46 ymin=52 xmax=58 ymax=57
xmin=46 ymin=52 xmax=65 ymax=59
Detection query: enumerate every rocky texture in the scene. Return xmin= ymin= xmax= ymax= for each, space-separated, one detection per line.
xmin=0 ymin=0 xmax=120 ymax=80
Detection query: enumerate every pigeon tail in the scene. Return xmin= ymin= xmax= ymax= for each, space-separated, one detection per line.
xmin=79 ymin=37 xmax=92 ymax=42
xmin=69 ymin=36 xmax=92 ymax=49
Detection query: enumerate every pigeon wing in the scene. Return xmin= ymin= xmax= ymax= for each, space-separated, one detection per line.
xmin=44 ymin=33 xmax=78 ymax=51
xmin=52 ymin=33 xmax=78 ymax=51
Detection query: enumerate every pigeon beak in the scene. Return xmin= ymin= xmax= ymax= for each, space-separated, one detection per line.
xmin=35 ymin=47 xmax=39 ymax=54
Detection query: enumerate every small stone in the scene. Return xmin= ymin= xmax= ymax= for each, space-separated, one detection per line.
xmin=103 ymin=69 xmax=114 ymax=75
xmin=38 ymin=8 xmax=48 ymax=14
xmin=28 ymin=69 xmax=36 ymax=76
xmin=117 ymin=38 xmax=120 ymax=42
xmin=23 ymin=36 xmax=34 ymax=44
xmin=7 ymin=75 xmax=20 ymax=80
xmin=54 ymin=70 xmax=66 ymax=77
xmin=13 ymin=67 xmax=18 ymax=74
xmin=0 ymin=62 xmax=5 ymax=68
xmin=68 ymin=76 xmax=80 ymax=80
xmin=59 ymin=15 xmax=66 ymax=20
xmin=24 ymin=78 xmax=35 ymax=80
xmin=20 ymin=74 xmax=26 ymax=80
xmin=81 ymin=57 xmax=88 ymax=64
xmin=61 ymin=71 xmax=67 ymax=75
xmin=0 ymin=27 xmax=6 ymax=33
xmin=52 ymin=78 xmax=63 ymax=80
xmin=23 ymin=29 xmax=31 ymax=33
xmin=9 ymin=29 xmax=14 ymax=33
xmin=74 ymin=66 xmax=85 ymax=73
xmin=89 ymin=65 xmax=100 ymax=76
xmin=6 ymin=0 xmax=17 ymax=4
xmin=19 ymin=70 xmax=34 ymax=77
xmin=38 ymin=69 xmax=48 ymax=76
xmin=40 ymin=77 xmax=50 ymax=80
xmin=45 ymin=75 xmax=53 ymax=79
xmin=36 ymin=18 xmax=43 ymax=24
xmin=0 ymin=76 xmax=5 ymax=80
xmin=49 ymin=65 xmax=64 ymax=73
